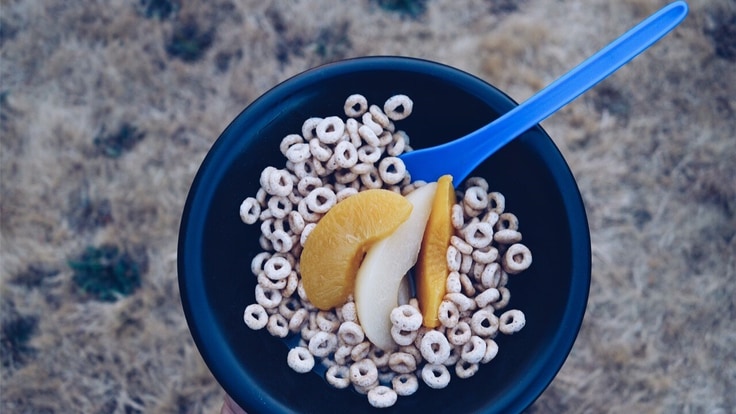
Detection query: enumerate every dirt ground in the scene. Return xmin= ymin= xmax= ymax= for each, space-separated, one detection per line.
xmin=1 ymin=0 xmax=734 ymax=412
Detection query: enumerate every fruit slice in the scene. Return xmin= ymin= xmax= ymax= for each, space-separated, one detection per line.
xmin=416 ymin=175 xmax=455 ymax=327
xmin=300 ymin=189 xmax=413 ymax=310
xmin=354 ymin=182 xmax=437 ymax=351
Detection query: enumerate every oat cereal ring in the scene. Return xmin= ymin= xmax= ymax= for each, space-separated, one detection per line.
xmin=317 ymin=311 xmax=340 ymax=332
xmin=464 ymin=176 xmax=489 ymax=192
xmin=292 ymin=159 xmax=316 ymax=179
xmin=263 ymin=255 xmax=291 ymax=280
xmin=315 ymin=116 xmax=345 ymax=144
xmin=445 ymin=292 xmax=476 ymax=312
xmin=368 ymin=348 xmax=390 ymax=369
xmin=495 ymin=229 xmax=523 ymax=245
xmin=460 ymin=271 xmax=475 ymax=296
xmin=446 ymin=271 xmax=462 ymax=294
xmin=438 ymin=299 xmax=460 ymax=328
xmin=480 ymin=262 xmax=502 ymax=289
xmin=493 ymin=286 xmax=511 ymax=311
xmin=267 ymin=313 xmax=289 ymax=338
xmin=383 ymin=94 xmax=413 ymax=121
xmin=450 ymin=235 xmax=473 ymax=256
xmin=360 ymin=169 xmax=383 ymax=189
xmin=391 ymin=325 xmax=418 ymax=346
xmin=463 ymin=221 xmax=494 ymax=249
xmin=420 ymin=330 xmax=452 ymax=364
xmin=340 ymin=301 xmax=357 ymax=323
xmin=388 ymin=352 xmax=416 ymax=374
xmin=297 ymin=175 xmax=322 ymax=197
xmin=473 ymin=246 xmax=499 ymax=265
xmin=304 ymin=187 xmax=335 ymax=214
xmin=470 ymin=308 xmax=499 ymax=338
xmin=351 ymin=341 xmax=372 ymax=362
xmin=259 ymin=166 xmax=277 ymax=192
xmin=496 ymin=212 xmax=519 ymax=231
xmin=255 ymin=187 xmax=268 ymax=205
xmin=390 ymin=305 xmax=423 ymax=332
xmin=451 ymin=204 xmax=465 ymax=229
xmin=266 ymin=169 xmax=294 ymax=197
xmin=258 ymin=234 xmax=272 ymax=251
xmin=350 ymin=358 xmax=379 ymax=387
xmin=356 ymin=145 xmax=381 ymax=164
xmin=421 ymin=364 xmax=451 ymax=389
xmin=446 ymin=245 xmax=462 ymax=272
xmin=335 ymin=187 xmax=358 ymax=203
xmin=285 ymin=142 xmax=312 ymax=164
xmin=257 ymin=272 xmax=286 ymax=290
xmin=288 ymin=308 xmax=309 ymax=332
xmin=334 ymin=345 xmax=353 ymax=366
xmin=353 ymin=381 xmax=379 ymax=395
xmin=378 ymin=157 xmax=406 ymax=185
xmin=300 ymin=222 xmax=317 ymax=246
xmin=308 ymin=331 xmax=338 ymax=358
xmin=461 ymin=335 xmax=487 ymax=364
xmin=482 ymin=210 xmax=500 ymax=227
xmin=344 ymin=94 xmax=368 ymax=117
xmin=392 ymin=373 xmax=419 ymax=396
xmin=243 ymin=304 xmax=268 ymax=330
xmin=487 ymin=191 xmax=505 ymax=214
xmin=337 ymin=321 xmax=364 ymax=345
xmin=367 ymin=385 xmax=397 ymax=408
xmin=325 ymin=365 xmax=351 ymax=389
xmin=358 ymin=125 xmax=381 ymax=146
xmin=378 ymin=130 xmax=393 ymax=146
xmin=297 ymin=199 xmax=323 ymax=223
xmin=301 ymin=117 xmax=322 ymax=140
xmin=250 ymin=251 xmax=271 ymax=276
xmin=499 ymin=309 xmax=526 ymax=334
xmin=502 ymin=243 xmax=532 ymax=274
xmin=482 ymin=338 xmax=499 ymax=363
xmin=286 ymin=212 xmax=305 ymax=236
xmin=332 ymin=140 xmax=358 ymax=169
xmin=367 ymin=104 xmax=390 ymax=129
xmin=464 ymin=186 xmax=489 ymax=210
xmin=286 ymin=346 xmax=315 ymax=373
xmin=387 ymin=132 xmax=406 ymax=156
xmin=255 ymin=285 xmax=282 ymax=309
xmin=239 ymin=197 xmax=261 ymax=224
xmin=269 ymin=229 xmax=293 ymax=253
xmin=475 ymin=287 xmax=501 ymax=309
xmin=308 ymin=138 xmax=332 ymax=162
xmin=362 ymin=112 xmax=384 ymax=135
xmin=346 ymin=117 xmax=362 ymax=146
xmin=279 ymin=133 xmax=304 ymax=156
xmin=267 ymin=196 xmax=292 ymax=220
xmin=455 ymin=361 xmax=479 ymax=379
xmin=447 ymin=321 xmax=472 ymax=346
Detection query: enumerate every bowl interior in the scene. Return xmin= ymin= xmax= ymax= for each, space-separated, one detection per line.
xmin=178 ymin=57 xmax=591 ymax=414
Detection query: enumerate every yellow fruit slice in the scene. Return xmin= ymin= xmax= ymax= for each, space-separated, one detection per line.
xmin=416 ymin=175 xmax=455 ymax=327
xmin=300 ymin=189 xmax=413 ymax=310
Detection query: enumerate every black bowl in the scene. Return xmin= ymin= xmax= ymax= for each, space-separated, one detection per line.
xmin=178 ymin=56 xmax=591 ymax=413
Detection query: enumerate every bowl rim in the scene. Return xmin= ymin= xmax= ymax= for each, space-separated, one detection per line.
xmin=178 ymin=55 xmax=591 ymax=413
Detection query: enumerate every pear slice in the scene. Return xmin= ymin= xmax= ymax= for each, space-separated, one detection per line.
xmin=354 ymin=182 xmax=437 ymax=351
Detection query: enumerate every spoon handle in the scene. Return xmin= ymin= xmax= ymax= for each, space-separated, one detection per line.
xmin=402 ymin=1 xmax=688 ymax=183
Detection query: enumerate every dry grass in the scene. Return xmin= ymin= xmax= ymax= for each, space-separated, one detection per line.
xmin=2 ymin=0 xmax=735 ymax=412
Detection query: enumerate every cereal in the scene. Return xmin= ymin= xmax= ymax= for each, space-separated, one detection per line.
xmin=367 ymin=385 xmax=398 ymax=408
xmin=287 ymin=346 xmax=315 ymax=373
xmin=238 ymin=93 xmax=534 ymax=408
xmin=243 ymin=304 xmax=268 ymax=330
xmin=421 ymin=364 xmax=451 ymax=389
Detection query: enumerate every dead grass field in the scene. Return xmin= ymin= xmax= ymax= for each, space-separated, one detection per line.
xmin=1 ymin=0 xmax=734 ymax=412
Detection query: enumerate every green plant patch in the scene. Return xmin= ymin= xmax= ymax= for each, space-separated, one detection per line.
xmin=93 ymin=123 xmax=145 ymax=158
xmin=374 ymin=0 xmax=427 ymax=18
xmin=1 ymin=313 xmax=38 ymax=371
xmin=69 ymin=245 xmax=142 ymax=302
xmin=166 ymin=21 xmax=214 ymax=62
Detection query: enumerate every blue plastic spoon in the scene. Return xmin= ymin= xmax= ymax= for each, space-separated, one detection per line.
xmin=399 ymin=1 xmax=688 ymax=185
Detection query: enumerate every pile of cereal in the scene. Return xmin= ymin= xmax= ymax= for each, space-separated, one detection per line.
xmin=239 ymin=94 xmax=532 ymax=408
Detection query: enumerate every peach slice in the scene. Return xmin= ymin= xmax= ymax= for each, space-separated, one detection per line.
xmin=416 ymin=175 xmax=455 ymax=327
xmin=354 ymin=182 xmax=438 ymax=350
xmin=300 ymin=189 xmax=413 ymax=310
